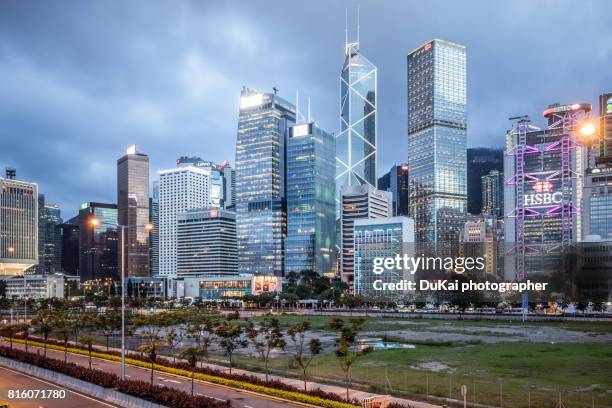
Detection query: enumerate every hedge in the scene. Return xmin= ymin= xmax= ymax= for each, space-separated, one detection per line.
xmin=5 ymin=336 xmax=358 ymax=408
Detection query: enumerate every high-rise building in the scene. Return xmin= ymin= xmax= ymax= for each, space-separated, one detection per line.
xmin=407 ymin=39 xmax=467 ymax=256
xmin=336 ymin=36 xmax=377 ymax=204
xmin=176 ymin=208 xmax=237 ymax=277
xmin=0 ymin=176 xmax=38 ymax=276
xmin=158 ymin=165 xmax=216 ymax=277
xmin=59 ymin=220 xmax=79 ymax=276
xmin=582 ymin=164 xmax=612 ymax=240
xmin=285 ymin=122 xmax=336 ymax=276
xmin=177 ymin=157 xmax=235 ymax=209
xmin=117 ymin=145 xmax=150 ymax=277
xmin=354 ymin=216 xmax=415 ymax=298
xmin=36 ymin=195 xmax=63 ymax=275
xmin=235 ymin=88 xmax=295 ymax=276
xmin=149 ymin=180 xmax=159 ymax=276
xmin=378 ymin=164 xmax=410 ymax=217
xmin=340 ymin=185 xmax=391 ymax=291
xmin=504 ymin=103 xmax=590 ymax=281
xmin=77 ymin=202 xmax=118 ymax=282
xmin=481 ymin=170 xmax=503 ymax=219
xmin=467 ymin=148 xmax=504 ymax=214
xmin=459 ymin=215 xmax=503 ymax=279
xmin=598 ymin=93 xmax=612 ymax=163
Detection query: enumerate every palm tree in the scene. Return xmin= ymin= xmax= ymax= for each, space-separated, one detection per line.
xmin=80 ymin=335 xmax=95 ymax=369
xmin=32 ymin=312 xmax=54 ymax=357
xmin=56 ymin=326 xmax=71 ymax=363
xmin=178 ymin=346 xmax=202 ymax=396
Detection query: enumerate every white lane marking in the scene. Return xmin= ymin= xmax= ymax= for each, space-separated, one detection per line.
xmin=0 ymin=366 xmax=118 ymax=407
xmin=196 ymin=392 xmax=230 ymax=402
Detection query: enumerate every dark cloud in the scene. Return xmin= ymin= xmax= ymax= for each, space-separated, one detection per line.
xmin=1 ymin=0 xmax=610 ymax=218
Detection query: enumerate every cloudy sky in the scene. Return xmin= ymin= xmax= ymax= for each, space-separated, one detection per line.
xmin=1 ymin=0 xmax=610 ymax=217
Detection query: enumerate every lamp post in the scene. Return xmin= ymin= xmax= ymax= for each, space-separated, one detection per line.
xmin=90 ymin=217 xmax=153 ymax=381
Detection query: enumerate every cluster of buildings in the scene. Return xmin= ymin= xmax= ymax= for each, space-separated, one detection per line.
xmin=1 ymin=30 xmax=610 ymax=302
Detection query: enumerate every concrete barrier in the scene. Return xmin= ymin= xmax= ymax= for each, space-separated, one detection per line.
xmin=0 ymin=356 xmax=166 ymax=408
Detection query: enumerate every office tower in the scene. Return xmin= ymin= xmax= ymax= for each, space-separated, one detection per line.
xmin=481 ymin=170 xmax=503 ymax=218
xmin=570 ymin=236 xmax=612 ymax=302
xmin=149 ymin=180 xmax=159 ymax=276
xmin=467 ymin=148 xmax=504 ymax=214
xmin=158 ymin=165 xmax=217 ymax=278
xmin=407 ymin=39 xmax=467 ymax=256
xmin=177 ymin=157 xmax=235 ymax=209
xmin=354 ymin=217 xmax=414 ymax=298
xmin=36 ymin=194 xmax=63 ymax=275
xmin=459 ymin=215 xmax=503 ymax=278
xmin=285 ymin=122 xmax=336 ymax=276
xmin=0 ymin=175 xmax=38 ymax=275
xmin=378 ymin=164 xmax=410 ymax=217
xmin=117 ymin=145 xmax=150 ymax=277
xmin=77 ymin=202 xmax=118 ymax=282
xmin=176 ymin=208 xmax=237 ymax=277
xmin=336 ymin=34 xmax=377 ymax=204
xmin=235 ymin=88 xmax=295 ymax=276
xmin=340 ymin=185 xmax=391 ymax=291
xmin=5 ymin=167 xmax=16 ymax=180
xmin=598 ymin=93 xmax=612 ymax=163
xmin=583 ymin=164 xmax=612 ymax=240
xmin=504 ymin=103 xmax=590 ymax=281
xmin=222 ymin=164 xmax=236 ymax=210
xmin=59 ymin=220 xmax=79 ymax=276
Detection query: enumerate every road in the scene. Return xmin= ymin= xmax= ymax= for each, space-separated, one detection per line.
xmin=6 ymin=343 xmax=305 ymax=408
xmin=0 ymin=365 xmax=119 ymax=408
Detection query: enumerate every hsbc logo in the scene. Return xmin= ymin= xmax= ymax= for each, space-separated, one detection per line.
xmin=524 ymin=192 xmax=562 ymax=206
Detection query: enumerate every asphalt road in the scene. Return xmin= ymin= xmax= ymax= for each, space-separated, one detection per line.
xmin=0 ymin=365 xmax=118 ymax=408
xmin=7 ymin=343 xmax=303 ymax=408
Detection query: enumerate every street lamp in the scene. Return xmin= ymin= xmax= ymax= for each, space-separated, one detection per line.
xmin=89 ymin=217 xmax=153 ymax=381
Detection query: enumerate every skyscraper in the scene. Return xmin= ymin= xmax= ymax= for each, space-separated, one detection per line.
xmin=117 ymin=145 xmax=150 ymax=277
xmin=336 ymin=36 xmax=377 ymax=205
xmin=77 ymin=202 xmax=118 ymax=282
xmin=467 ymin=148 xmax=504 ymax=214
xmin=285 ymin=122 xmax=336 ymax=276
xmin=158 ymin=165 xmax=216 ymax=278
xmin=481 ymin=170 xmax=503 ymax=219
xmin=598 ymin=93 xmax=612 ymax=163
xmin=177 ymin=208 xmax=237 ymax=277
xmin=0 ymin=175 xmax=38 ymax=276
xmin=36 ymin=194 xmax=63 ymax=275
xmin=235 ymin=88 xmax=295 ymax=276
xmin=149 ymin=180 xmax=159 ymax=276
xmin=407 ymin=39 xmax=467 ymax=256
xmin=378 ymin=164 xmax=410 ymax=217
xmin=340 ymin=185 xmax=391 ymax=291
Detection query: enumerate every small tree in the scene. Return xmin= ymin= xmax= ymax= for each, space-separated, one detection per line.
xmin=135 ymin=315 xmax=164 ymax=387
xmin=56 ymin=325 xmax=71 ymax=363
xmin=178 ymin=345 xmax=203 ymax=396
xmin=329 ymin=317 xmax=373 ymax=401
xmin=97 ymin=310 xmax=121 ymax=352
xmin=22 ymin=324 xmax=31 ymax=353
xmin=32 ymin=311 xmax=54 ymax=357
xmin=164 ymin=326 xmax=184 ymax=364
xmin=287 ymin=321 xmax=321 ymax=391
xmin=80 ymin=335 xmax=95 ymax=369
xmin=214 ymin=321 xmax=247 ymax=374
xmin=1 ymin=323 xmax=27 ymax=351
xmin=185 ymin=317 xmax=217 ymax=368
xmin=246 ymin=317 xmax=286 ymax=382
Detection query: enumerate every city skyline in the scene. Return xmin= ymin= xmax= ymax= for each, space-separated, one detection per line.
xmin=1 ymin=1 xmax=611 ymax=217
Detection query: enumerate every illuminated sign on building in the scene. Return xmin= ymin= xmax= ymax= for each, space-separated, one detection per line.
xmin=240 ymin=94 xmax=264 ymax=109
xmin=251 ymin=275 xmax=281 ymax=295
xmin=523 ymin=181 xmax=562 ymax=206
xmin=291 ymin=124 xmax=310 ymax=137
xmin=542 ymin=103 xmax=591 ymax=118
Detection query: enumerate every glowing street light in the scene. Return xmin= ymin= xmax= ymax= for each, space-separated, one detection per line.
xmin=7 ymin=247 xmax=15 ymax=253
xmin=579 ymin=122 xmax=596 ymax=137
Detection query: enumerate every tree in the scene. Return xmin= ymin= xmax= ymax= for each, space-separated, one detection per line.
xmin=1 ymin=323 xmax=27 ymax=351
xmin=214 ymin=321 xmax=247 ymax=374
xmin=56 ymin=325 xmax=71 ymax=363
xmin=246 ymin=317 xmax=286 ymax=382
xmin=185 ymin=317 xmax=217 ymax=368
xmin=32 ymin=310 xmax=55 ymax=357
xmin=79 ymin=335 xmax=95 ymax=369
xmin=178 ymin=346 xmax=203 ymax=396
xmin=287 ymin=321 xmax=322 ymax=391
xmin=329 ymin=317 xmax=373 ymax=401
xmin=97 ymin=311 xmax=121 ymax=352
xmin=164 ymin=326 xmax=184 ymax=364
xmin=134 ymin=315 xmax=164 ymax=387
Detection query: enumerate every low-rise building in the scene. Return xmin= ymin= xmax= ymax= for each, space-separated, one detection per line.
xmin=2 ymin=274 xmax=65 ymax=299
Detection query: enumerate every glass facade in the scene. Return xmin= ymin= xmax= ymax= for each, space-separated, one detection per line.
xmin=407 ymin=39 xmax=467 ymax=256
xmin=36 ymin=194 xmax=63 ymax=275
xmin=235 ymin=89 xmax=295 ymax=276
xmin=336 ymin=42 xmax=377 ymax=206
xmin=285 ymin=122 xmax=336 ymax=275
xmin=584 ymin=166 xmax=612 ymax=240
xmin=117 ymin=148 xmax=150 ymax=277
xmin=78 ymin=202 xmax=118 ymax=282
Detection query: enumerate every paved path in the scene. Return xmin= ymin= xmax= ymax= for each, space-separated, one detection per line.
xmin=0 ymin=365 xmax=119 ymax=408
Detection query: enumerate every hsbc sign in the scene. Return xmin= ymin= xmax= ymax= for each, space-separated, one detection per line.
xmin=524 ymin=192 xmax=562 ymax=206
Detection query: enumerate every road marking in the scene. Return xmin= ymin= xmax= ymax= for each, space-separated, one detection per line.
xmin=0 ymin=366 xmax=118 ymax=407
